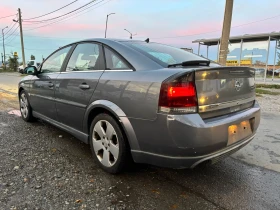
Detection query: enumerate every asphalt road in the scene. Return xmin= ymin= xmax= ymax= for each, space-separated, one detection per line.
xmin=1 ymin=73 xmax=280 ymax=209
xmin=255 ymin=76 xmax=280 ymax=84
xmin=0 ymin=73 xmax=22 ymax=94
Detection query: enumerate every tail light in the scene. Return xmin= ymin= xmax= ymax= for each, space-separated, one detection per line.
xmin=158 ymin=73 xmax=197 ymax=114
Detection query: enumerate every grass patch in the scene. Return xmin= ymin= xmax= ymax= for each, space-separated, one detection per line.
xmin=256 ymin=88 xmax=280 ymax=95
xmin=0 ymin=70 xmax=13 ymax=73
xmin=256 ymin=84 xmax=280 ymax=89
xmin=256 ymin=93 xmax=263 ymax=97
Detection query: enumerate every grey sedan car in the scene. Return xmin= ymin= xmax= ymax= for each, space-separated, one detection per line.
xmin=19 ymin=39 xmax=260 ymax=173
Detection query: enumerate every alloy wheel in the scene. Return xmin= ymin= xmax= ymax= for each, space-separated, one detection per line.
xmin=92 ymin=120 xmax=119 ymax=167
xmin=20 ymin=93 xmax=28 ymax=118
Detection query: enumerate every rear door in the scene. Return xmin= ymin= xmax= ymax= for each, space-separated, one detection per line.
xmin=29 ymin=46 xmax=71 ymax=120
xmin=195 ymin=67 xmax=255 ymax=119
xmin=55 ymin=42 xmax=105 ymax=132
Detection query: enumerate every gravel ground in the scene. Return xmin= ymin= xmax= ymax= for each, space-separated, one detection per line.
xmin=0 ymin=91 xmax=18 ymax=111
xmin=1 ymin=112 xmax=280 ymax=210
xmin=256 ymin=94 xmax=280 ymax=113
xmin=0 ymin=112 xmax=222 ymax=210
xmin=0 ymin=113 xmax=134 ymax=210
xmin=0 ymin=88 xmax=280 ymax=209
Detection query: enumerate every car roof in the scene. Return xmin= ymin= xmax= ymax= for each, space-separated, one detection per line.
xmin=55 ymin=38 xmax=163 ymax=71
xmin=66 ymin=38 xmax=145 ymax=46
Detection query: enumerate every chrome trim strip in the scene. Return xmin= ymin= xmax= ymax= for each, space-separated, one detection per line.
xmin=60 ymin=70 xmax=104 ymax=73
xmin=104 ymin=69 xmax=133 ymax=72
xmin=199 ymin=96 xmax=255 ymax=113
xmin=59 ymin=69 xmax=133 ymax=73
xmin=190 ymin=133 xmax=256 ymax=168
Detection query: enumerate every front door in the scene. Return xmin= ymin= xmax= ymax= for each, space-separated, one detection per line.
xmin=29 ymin=46 xmax=72 ymax=120
xmin=55 ymin=42 xmax=105 ymax=131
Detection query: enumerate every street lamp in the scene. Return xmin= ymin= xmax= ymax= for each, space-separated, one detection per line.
xmin=2 ymin=26 xmax=8 ymax=70
xmin=124 ymin=29 xmax=137 ymax=39
xmin=105 ymin=13 xmax=115 ymax=38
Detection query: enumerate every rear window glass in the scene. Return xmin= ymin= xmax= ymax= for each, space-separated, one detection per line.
xmin=124 ymin=42 xmax=207 ymax=67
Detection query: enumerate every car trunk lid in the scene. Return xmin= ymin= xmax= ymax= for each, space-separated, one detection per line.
xmin=194 ymin=67 xmax=255 ymax=119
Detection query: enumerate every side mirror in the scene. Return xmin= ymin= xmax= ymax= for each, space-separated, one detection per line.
xmin=24 ymin=66 xmax=38 ymax=75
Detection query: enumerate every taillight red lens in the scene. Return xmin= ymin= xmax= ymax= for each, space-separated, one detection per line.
xmin=159 ymin=80 xmax=197 ymax=113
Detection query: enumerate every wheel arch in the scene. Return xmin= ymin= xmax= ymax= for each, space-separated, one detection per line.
xmin=18 ymin=87 xmax=25 ymax=97
xmin=83 ymin=100 xmax=140 ymax=151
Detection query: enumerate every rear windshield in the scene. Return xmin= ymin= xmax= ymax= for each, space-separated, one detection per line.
xmin=123 ymin=41 xmax=207 ymax=67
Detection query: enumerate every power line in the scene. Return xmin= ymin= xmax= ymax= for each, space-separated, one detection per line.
xmin=23 ymin=0 xmax=79 ymax=20
xmin=0 ymin=25 xmax=19 ymax=44
xmin=5 ymin=32 xmax=20 ymax=45
xmin=3 ymin=22 xmax=17 ymax=36
xmin=22 ymin=0 xmax=108 ymax=28
xmin=0 ymin=19 xmax=17 ymax=39
xmin=231 ymin=14 xmax=280 ymax=28
xmin=22 ymin=9 xmax=280 ymax=40
xmin=23 ymin=0 xmax=98 ymax=23
xmin=139 ymin=13 xmax=280 ymax=40
xmin=0 ymin=14 xmax=17 ymax=20
xmin=4 ymin=26 xmax=20 ymax=43
xmin=23 ymin=0 xmax=110 ymax=31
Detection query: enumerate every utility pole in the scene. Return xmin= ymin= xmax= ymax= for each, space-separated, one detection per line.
xmin=219 ymin=0 xmax=234 ymax=65
xmin=18 ymin=8 xmax=26 ymax=68
xmin=2 ymin=26 xmax=8 ymax=70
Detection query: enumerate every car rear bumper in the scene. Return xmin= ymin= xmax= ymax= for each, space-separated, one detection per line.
xmin=130 ymin=101 xmax=260 ymax=169
xmin=131 ymin=133 xmax=255 ymax=169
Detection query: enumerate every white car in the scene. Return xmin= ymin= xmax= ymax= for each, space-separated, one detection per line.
xmin=18 ymin=60 xmax=40 ymax=74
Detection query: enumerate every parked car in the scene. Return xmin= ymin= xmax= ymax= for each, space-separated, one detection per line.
xmin=19 ymin=39 xmax=260 ymax=174
xmin=254 ymin=68 xmax=265 ymax=77
xmin=18 ymin=60 xmax=40 ymax=74
xmin=273 ymin=68 xmax=280 ymax=76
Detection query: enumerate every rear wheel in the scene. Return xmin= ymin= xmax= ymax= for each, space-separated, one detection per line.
xmin=89 ymin=113 xmax=130 ymax=174
xmin=19 ymin=90 xmax=34 ymax=122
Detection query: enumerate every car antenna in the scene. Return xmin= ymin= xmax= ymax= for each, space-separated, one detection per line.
xmin=145 ymin=38 xmax=149 ymax=43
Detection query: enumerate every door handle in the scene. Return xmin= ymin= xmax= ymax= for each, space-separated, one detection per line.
xmin=79 ymin=84 xmax=90 ymax=89
xmin=48 ymin=82 xmax=54 ymax=88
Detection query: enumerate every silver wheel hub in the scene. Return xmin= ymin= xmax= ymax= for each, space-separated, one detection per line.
xmin=92 ymin=120 xmax=119 ymax=167
xmin=20 ymin=93 xmax=28 ymax=118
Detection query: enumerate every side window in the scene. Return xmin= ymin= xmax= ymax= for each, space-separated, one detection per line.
xmin=41 ymin=46 xmax=71 ymax=73
xmin=66 ymin=43 xmax=104 ymax=71
xmin=104 ymin=47 xmax=129 ymax=70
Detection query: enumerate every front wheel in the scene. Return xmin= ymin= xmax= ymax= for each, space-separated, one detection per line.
xmin=19 ymin=90 xmax=34 ymax=122
xmin=89 ymin=113 xmax=131 ymax=174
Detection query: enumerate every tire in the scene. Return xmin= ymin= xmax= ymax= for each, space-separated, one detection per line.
xmin=89 ymin=113 xmax=130 ymax=174
xmin=19 ymin=90 xmax=35 ymax=122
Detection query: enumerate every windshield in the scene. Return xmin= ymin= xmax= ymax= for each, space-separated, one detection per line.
xmin=124 ymin=41 xmax=207 ymax=67
xmin=28 ymin=61 xmax=35 ymax=66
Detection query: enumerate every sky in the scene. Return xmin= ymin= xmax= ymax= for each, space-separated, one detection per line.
xmin=0 ymin=0 xmax=280 ymax=63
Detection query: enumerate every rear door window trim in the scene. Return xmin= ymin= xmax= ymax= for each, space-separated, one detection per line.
xmin=60 ymin=41 xmax=105 ymax=73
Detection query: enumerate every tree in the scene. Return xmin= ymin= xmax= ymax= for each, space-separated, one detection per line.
xmin=31 ymin=54 xmax=35 ymax=60
xmin=277 ymin=52 xmax=280 ymax=66
xmin=8 ymin=52 xmax=19 ymax=72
